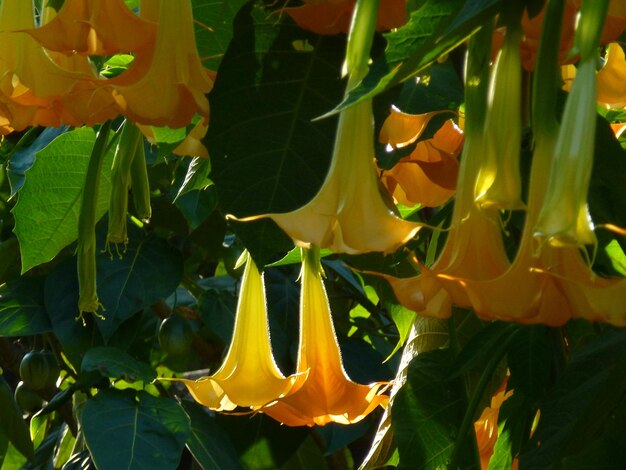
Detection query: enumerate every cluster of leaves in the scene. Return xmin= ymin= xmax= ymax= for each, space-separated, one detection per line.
xmin=1 ymin=0 xmax=626 ymax=469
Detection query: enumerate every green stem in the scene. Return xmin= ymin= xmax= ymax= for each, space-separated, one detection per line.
xmin=130 ymin=138 xmax=152 ymax=221
xmin=532 ymin=0 xmax=566 ymax=135
xmin=345 ymin=0 xmax=379 ymax=87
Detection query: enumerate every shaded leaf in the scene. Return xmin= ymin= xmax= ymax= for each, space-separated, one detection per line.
xmin=392 ymin=349 xmax=468 ymax=470
xmin=82 ymin=389 xmax=190 ymax=470
xmin=520 ymin=328 xmax=626 ymax=468
xmin=0 ymin=277 xmax=51 ymax=336
xmin=181 ymin=401 xmax=243 ymax=470
xmin=80 ymin=346 xmax=156 ymax=383
xmin=0 ymin=376 xmax=33 ymax=461
xmin=7 ymin=126 xmax=68 ymax=197
xmin=209 ymin=3 xmax=345 ymax=265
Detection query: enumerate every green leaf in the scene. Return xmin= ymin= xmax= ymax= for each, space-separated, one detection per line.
xmin=7 ymin=127 xmax=68 ymax=197
xmin=488 ymin=392 xmax=532 ymax=470
xmin=209 ymin=3 xmax=345 ymax=265
xmin=181 ymin=401 xmax=243 ymax=470
xmin=192 ymin=0 xmax=249 ymax=71
xmin=59 ymin=449 xmax=97 ymax=470
xmin=80 ymin=346 xmax=156 ymax=383
xmin=197 ymin=287 xmax=237 ymax=345
xmin=520 ymin=328 xmax=626 ymax=468
xmin=175 ymin=157 xmax=212 ymax=200
xmin=45 ymin=259 xmax=105 ymax=368
xmin=94 ymin=231 xmax=183 ymax=342
xmin=0 ymin=277 xmax=51 ymax=336
xmin=82 ymin=389 xmax=190 ymax=470
xmin=13 ymin=127 xmax=114 ymax=273
xmin=386 ymin=304 xmax=418 ymax=361
xmin=0 ymin=376 xmax=34 ymax=461
xmin=337 ymin=0 xmax=502 ymax=110
xmin=175 ymin=187 xmax=217 ymax=230
xmin=0 ymin=442 xmax=28 ymax=470
xmin=392 ymin=349 xmax=468 ymax=469
xmin=506 ymin=326 xmax=551 ymax=402
xmin=215 ymin=414 xmax=308 ymax=470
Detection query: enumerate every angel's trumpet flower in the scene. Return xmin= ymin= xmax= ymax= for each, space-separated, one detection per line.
xmin=167 ymin=254 xmax=301 ymax=411
xmin=380 ymin=112 xmax=463 ymax=208
xmin=261 ymin=248 xmax=388 ymax=426
xmin=21 ymin=0 xmax=157 ymax=56
xmin=232 ymin=0 xmax=420 ymax=254
xmin=534 ymin=0 xmax=606 ymax=249
xmin=378 ymin=26 xmax=510 ymax=319
xmin=475 ymin=9 xmax=525 ymax=211
xmin=105 ymin=0 xmax=213 ymax=127
xmin=433 ymin=0 xmax=573 ymax=326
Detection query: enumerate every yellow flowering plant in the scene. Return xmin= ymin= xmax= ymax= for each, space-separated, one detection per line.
xmin=1 ymin=0 xmax=626 ymax=469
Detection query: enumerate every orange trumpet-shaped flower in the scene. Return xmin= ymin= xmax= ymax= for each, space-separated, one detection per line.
xmin=0 ymin=0 xmax=83 ymax=100
xmin=474 ymin=378 xmax=518 ymax=470
xmin=245 ymin=98 xmax=420 ymax=254
xmin=596 ymin=43 xmax=626 ymax=108
xmin=167 ymin=254 xmax=301 ymax=411
xmin=380 ymin=111 xmax=463 ymax=208
xmin=21 ymin=0 xmax=157 ymax=56
xmin=105 ymin=0 xmax=213 ymax=127
xmin=262 ymin=248 xmax=389 ymax=427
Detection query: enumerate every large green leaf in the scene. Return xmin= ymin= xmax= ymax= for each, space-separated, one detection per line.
xmin=215 ymin=414 xmax=309 ymax=470
xmin=181 ymin=401 xmax=243 ymax=470
xmin=12 ymin=127 xmax=114 ymax=273
xmin=0 ymin=376 xmax=34 ymax=461
xmin=209 ymin=3 xmax=345 ymax=265
xmin=80 ymin=346 xmax=156 ymax=383
xmin=192 ymin=0 xmax=249 ymax=71
xmin=506 ymin=326 xmax=551 ymax=403
xmin=94 ymin=231 xmax=184 ymax=341
xmin=337 ymin=0 xmax=502 ymax=110
xmin=520 ymin=328 xmax=626 ymax=468
xmin=82 ymin=389 xmax=190 ymax=470
xmin=392 ymin=348 xmax=470 ymax=470
xmin=0 ymin=277 xmax=51 ymax=336
xmin=44 ymin=259 xmax=105 ymax=368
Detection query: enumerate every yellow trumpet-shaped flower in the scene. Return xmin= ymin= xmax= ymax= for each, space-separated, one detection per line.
xmin=233 ymin=0 xmax=419 ymax=254
xmin=262 ymin=248 xmax=389 ymax=426
xmin=21 ymin=0 xmax=157 ymax=56
xmin=168 ymin=254 xmax=301 ymax=411
xmin=237 ymin=99 xmax=421 ymax=254
xmin=105 ymin=0 xmax=213 ymax=127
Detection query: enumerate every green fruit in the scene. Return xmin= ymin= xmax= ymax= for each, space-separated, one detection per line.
xmin=14 ymin=381 xmax=43 ymax=413
xmin=158 ymin=316 xmax=193 ymax=356
xmin=19 ymin=350 xmax=60 ymax=391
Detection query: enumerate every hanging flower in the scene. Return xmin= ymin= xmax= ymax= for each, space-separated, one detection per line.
xmin=104 ymin=0 xmax=213 ymax=128
xmin=475 ymin=14 xmax=525 ymax=211
xmin=261 ymin=248 xmax=389 ymax=426
xmin=166 ymin=254 xmax=301 ymax=411
xmin=380 ymin=111 xmax=463 ymax=208
xmin=21 ymin=0 xmax=157 ymax=56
